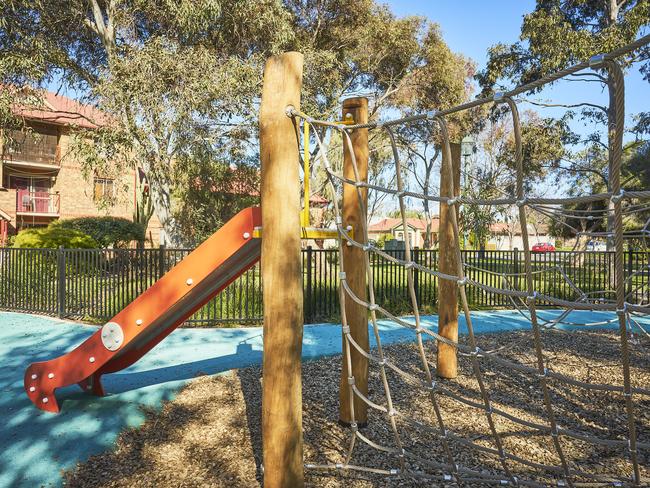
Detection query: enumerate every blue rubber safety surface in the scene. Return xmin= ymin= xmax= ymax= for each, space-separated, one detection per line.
xmin=1 ymin=309 xmax=647 ymax=487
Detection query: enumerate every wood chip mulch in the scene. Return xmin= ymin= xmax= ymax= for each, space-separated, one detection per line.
xmin=64 ymin=329 xmax=650 ymax=487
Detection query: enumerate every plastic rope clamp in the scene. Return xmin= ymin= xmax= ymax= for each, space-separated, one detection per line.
xmin=389 ymin=469 xmax=399 ymax=475
xmin=589 ymin=54 xmax=605 ymax=68
xmin=611 ymin=191 xmax=625 ymax=203
xmin=342 ymin=325 xmax=350 ymax=334
xmin=347 ymin=376 xmax=355 ymax=385
xmin=339 ymin=272 xmax=347 ymax=280
xmin=444 ymin=474 xmax=452 ymax=481
xmin=526 ymin=292 xmax=538 ymax=304
xmin=369 ymin=304 xmax=379 ymax=311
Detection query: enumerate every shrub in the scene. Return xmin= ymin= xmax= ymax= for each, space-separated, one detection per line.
xmin=54 ymin=216 xmax=144 ymax=247
xmin=13 ymin=226 xmax=98 ymax=248
xmin=376 ymin=233 xmax=393 ymax=249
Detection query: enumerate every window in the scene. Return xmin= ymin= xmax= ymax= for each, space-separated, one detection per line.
xmin=4 ymin=126 xmax=58 ymax=165
xmin=94 ymin=178 xmax=115 ymax=202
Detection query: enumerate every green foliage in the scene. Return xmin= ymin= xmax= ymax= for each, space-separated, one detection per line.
xmin=478 ymin=0 xmax=650 ymax=94
xmin=376 ymin=233 xmax=394 ymax=249
xmin=172 ymin=157 xmax=259 ymax=245
xmin=13 ymin=226 xmax=98 ymax=249
xmin=54 ymin=217 xmax=144 ymax=248
xmin=1 ymin=0 xmax=475 ymax=245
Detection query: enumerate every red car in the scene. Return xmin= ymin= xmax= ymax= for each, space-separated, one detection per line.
xmin=532 ymin=242 xmax=555 ymax=253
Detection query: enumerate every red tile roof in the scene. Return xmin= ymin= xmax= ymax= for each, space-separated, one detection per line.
xmin=10 ymin=89 xmax=109 ymax=129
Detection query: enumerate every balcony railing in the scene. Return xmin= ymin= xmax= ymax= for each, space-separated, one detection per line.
xmin=16 ymin=190 xmax=60 ymax=215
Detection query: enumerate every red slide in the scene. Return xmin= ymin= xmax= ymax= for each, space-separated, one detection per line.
xmin=24 ymin=207 xmax=262 ymax=413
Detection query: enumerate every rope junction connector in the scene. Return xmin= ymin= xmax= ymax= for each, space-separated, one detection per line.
xmin=610 ymin=190 xmax=625 ymax=203
xmin=347 ymin=376 xmax=355 ymax=385
xmin=285 ymin=105 xmax=296 ymax=117
xmin=339 ymin=271 xmax=347 ymax=281
xmin=342 ymin=325 xmax=350 ymax=334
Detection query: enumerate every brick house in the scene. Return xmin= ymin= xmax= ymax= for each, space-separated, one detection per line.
xmin=0 ymin=90 xmax=162 ymax=246
xmin=368 ymin=217 xmax=439 ymax=248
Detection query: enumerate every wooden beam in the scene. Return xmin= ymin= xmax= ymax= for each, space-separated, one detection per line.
xmin=259 ymin=52 xmax=304 ymax=488
xmin=339 ymin=97 xmax=369 ymax=426
xmin=437 ymin=142 xmax=461 ymax=379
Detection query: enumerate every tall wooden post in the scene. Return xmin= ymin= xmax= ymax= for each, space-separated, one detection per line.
xmin=259 ymin=52 xmax=304 ymax=488
xmin=339 ymin=97 xmax=369 ymax=426
xmin=437 ymin=142 xmax=461 ymax=378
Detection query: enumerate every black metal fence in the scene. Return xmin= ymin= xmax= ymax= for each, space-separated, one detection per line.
xmin=0 ymin=247 xmax=647 ymax=326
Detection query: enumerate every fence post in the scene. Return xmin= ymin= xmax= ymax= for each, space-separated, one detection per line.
xmin=57 ymin=246 xmax=66 ymax=318
xmin=305 ymin=246 xmax=313 ymax=323
xmin=158 ymin=244 xmax=166 ymax=279
xmin=513 ymin=248 xmax=519 ymax=291
xmin=626 ymin=247 xmax=633 ymax=298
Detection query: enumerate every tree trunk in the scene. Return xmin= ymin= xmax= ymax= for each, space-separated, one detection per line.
xmin=147 ymin=170 xmax=185 ymax=247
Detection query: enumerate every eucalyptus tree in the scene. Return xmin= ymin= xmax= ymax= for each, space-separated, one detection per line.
xmin=1 ymin=0 xmax=292 ymax=245
xmin=477 ymin=0 xmax=650 ymax=249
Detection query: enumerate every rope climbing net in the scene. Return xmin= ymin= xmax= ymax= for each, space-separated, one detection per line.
xmin=294 ymin=36 xmax=650 ymax=487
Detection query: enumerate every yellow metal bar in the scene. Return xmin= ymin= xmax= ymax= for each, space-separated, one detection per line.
xmin=301 ymin=121 xmax=310 ymax=227
xmin=252 ymin=226 xmax=352 ymax=240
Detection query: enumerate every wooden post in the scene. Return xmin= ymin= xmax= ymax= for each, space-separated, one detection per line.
xmin=339 ymin=97 xmax=369 ymax=426
xmin=259 ymin=52 xmax=304 ymax=488
xmin=437 ymin=142 xmax=461 ymax=378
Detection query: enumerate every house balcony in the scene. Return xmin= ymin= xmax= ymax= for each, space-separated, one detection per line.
xmin=2 ymin=153 xmax=60 ymax=171
xmin=16 ymin=190 xmax=60 ymax=216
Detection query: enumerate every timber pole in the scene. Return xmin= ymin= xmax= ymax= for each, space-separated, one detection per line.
xmin=259 ymin=52 xmax=304 ymax=488
xmin=437 ymin=142 xmax=461 ymax=378
xmin=339 ymin=97 xmax=369 ymax=426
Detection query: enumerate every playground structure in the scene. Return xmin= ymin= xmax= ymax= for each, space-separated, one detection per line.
xmin=23 ymin=36 xmax=650 ymax=487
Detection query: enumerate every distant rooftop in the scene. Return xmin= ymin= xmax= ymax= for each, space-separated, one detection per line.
xmin=8 ymin=88 xmax=108 ymax=129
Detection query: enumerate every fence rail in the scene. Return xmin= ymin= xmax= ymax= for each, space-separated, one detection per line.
xmin=0 ymin=247 xmax=647 ymax=326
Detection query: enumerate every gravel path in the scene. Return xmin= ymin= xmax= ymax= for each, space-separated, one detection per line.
xmin=65 ymin=329 xmax=649 ymax=487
